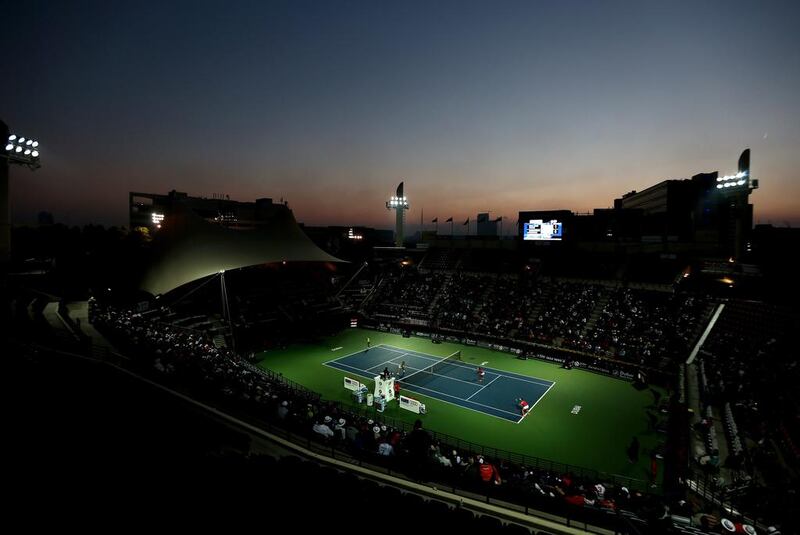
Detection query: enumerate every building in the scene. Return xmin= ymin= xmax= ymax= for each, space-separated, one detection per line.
xmin=614 ymin=149 xmax=757 ymax=258
xmin=129 ymin=190 xmax=292 ymax=231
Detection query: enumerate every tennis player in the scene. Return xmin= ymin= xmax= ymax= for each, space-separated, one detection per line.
xmin=477 ymin=366 xmax=486 ymax=383
xmin=516 ymin=397 xmax=530 ymax=416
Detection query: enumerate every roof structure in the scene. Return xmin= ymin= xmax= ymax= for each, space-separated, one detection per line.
xmin=141 ymin=204 xmax=345 ymax=295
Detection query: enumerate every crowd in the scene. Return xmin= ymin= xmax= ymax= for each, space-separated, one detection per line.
xmin=696 ymin=301 xmax=798 ymax=523
xmin=524 ymin=281 xmax=601 ymax=345
xmin=367 ymin=266 xmax=711 ymax=373
xmin=585 ymin=290 xmax=708 ymax=369
xmin=370 ymin=268 xmax=448 ymax=323
xmin=91 ymin=302 xmax=719 ymax=532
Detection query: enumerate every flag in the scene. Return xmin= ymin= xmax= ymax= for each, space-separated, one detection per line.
xmin=463 ymin=218 xmax=469 ymax=225
xmin=445 ymin=217 xmax=453 ymax=223
xmin=431 ymin=217 xmax=438 ymax=223
xmin=494 ymin=216 xmax=502 ymax=222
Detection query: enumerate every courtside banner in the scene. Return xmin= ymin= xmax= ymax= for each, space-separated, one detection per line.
xmin=399 ymin=395 xmax=424 ymax=414
xmin=344 ymin=376 xmax=361 ymax=391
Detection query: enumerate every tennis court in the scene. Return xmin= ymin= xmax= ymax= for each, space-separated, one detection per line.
xmin=324 ymin=343 xmax=555 ymax=423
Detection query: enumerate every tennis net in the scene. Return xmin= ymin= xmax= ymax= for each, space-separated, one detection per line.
xmin=430 ymin=350 xmax=462 ymax=374
xmin=401 ymin=350 xmax=462 ymax=386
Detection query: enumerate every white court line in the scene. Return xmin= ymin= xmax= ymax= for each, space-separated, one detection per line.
xmin=381 ymin=344 xmax=554 ymax=387
xmin=466 ymin=374 xmax=501 ymax=401
xmin=397 ymin=361 xmax=485 ymax=387
xmin=324 ymin=360 xmax=522 ymax=419
xmin=398 ymin=363 xmax=481 ymax=388
xmin=366 ymin=353 xmax=409 ymax=372
xmin=516 ymin=380 xmax=557 ymax=424
xmin=322 ymin=343 xmax=392 ymax=365
xmin=323 ymin=344 xmax=554 ymax=422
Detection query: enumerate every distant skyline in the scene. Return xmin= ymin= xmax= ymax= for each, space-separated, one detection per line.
xmin=2 ymin=0 xmax=799 ymax=228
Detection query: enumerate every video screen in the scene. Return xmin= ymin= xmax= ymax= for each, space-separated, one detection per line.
xmin=523 ymin=219 xmax=563 ymax=241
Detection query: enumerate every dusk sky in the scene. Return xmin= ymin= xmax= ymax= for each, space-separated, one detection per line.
xmin=2 ymin=0 xmax=799 ymax=229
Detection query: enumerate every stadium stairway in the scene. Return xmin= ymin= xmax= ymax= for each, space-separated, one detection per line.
xmin=42 ymin=301 xmax=82 ymax=346
xmin=427 ymin=272 xmax=452 ymax=315
xmin=583 ymin=293 xmax=609 ymax=338
xmin=710 ymin=405 xmax=733 ymax=476
xmin=527 ymin=280 xmax=553 ymax=325
xmin=473 ymin=273 xmax=498 ymax=318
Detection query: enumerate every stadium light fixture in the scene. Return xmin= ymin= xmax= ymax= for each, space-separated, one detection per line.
xmin=2 ymin=120 xmax=41 ymax=267
xmin=386 ymin=195 xmax=409 ymax=208
xmin=386 ymin=182 xmax=410 ymax=247
xmin=3 ymin=132 xmax=41 ymax=169
xmin=715 ymin=169 xmax=751 ymax=193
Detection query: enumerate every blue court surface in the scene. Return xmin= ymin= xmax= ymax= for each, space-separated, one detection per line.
xmin=324 ymin=344 xmax=555 ymax=423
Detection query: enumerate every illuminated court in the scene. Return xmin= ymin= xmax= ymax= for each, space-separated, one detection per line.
xmin=324 ymin=344 xmax=555 ymax=423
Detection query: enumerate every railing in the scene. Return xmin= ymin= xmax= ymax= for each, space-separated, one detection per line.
xmin=258 ymin=363 xmax=649 ymax=494
xmin=92 ymin=309 xmax=651 ymax=496
xmin=19 ymin=336 xmax=648 ymax=534
xmin=247 ymin=362 xmax=320 ymax=401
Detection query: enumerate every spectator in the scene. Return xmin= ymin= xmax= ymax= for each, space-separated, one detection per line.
xmin=478 ymin=457 xmax=502 ymax=485
xmin=312 ymin=419 xmax=334 ymax=440
xmin=277 ymin=400 xmax=289 ymax=420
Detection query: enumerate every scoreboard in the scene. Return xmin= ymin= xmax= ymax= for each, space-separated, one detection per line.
xmin=523 ymin=219 xmax=563 ymax=241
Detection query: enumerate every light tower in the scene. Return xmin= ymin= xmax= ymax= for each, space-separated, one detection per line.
xmin=1 ymin=119 xmax=41 ymax=269
xmin=385 ymin=181 xmax=409 ymax=247
xmin=713 ymin=148 xmax=757 ymax=259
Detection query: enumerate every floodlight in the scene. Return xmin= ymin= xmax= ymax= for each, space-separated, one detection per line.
xmin=3 ymin=130 xmax=41 ymax=168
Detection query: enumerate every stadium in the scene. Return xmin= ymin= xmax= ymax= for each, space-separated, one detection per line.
xmin=4 ymin=3 xmax=800 ymax=533
xmin=6 ymin=140 xmax=799 ymax=534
